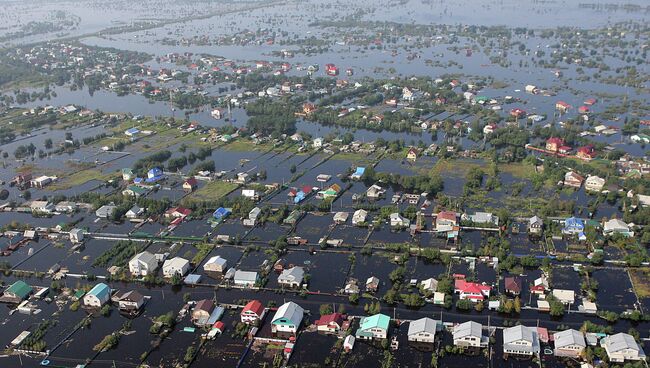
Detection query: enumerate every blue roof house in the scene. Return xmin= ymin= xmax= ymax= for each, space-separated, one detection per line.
xmin=146 ymin=167 xmax=164 ymax=182
xmin=213 ymin=207 xmax=231 ymax=221
xmin=125 ymin=127 xmax=140 ymax=137
xmin=83 ymin=283 xmax=111 ymax=307
xmin=294 ymin=191 xmax=306 ymax=204
xmin=351 ymin=167 xmax=366 ymax=180
xmin=562 ymin=217 xmax=585 ymax=235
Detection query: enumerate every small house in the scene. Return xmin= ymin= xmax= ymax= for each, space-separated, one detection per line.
xmin=83 ymin=283 xmax=111 ymax=307
xmin=183 ymin=178 xmax=198 ymax=192
xmin=585 ymin=175 xmax=605 ymax=192
xmin=503 ymin=325 xmax=540 ymax=356
xmin=3 ymin=281 xmax=33 ymax=302
xmin=564 ymin=171 xmax=584 ymax=188
xmin=204 ymin=256 xmax=228 ymax=273
xmin=271 ymin=301 xmax=304 ymax=334
xmin=453 ymin=321 xmax=485 ymax=348
xmin=553 ymin=329 xmax=586 ymax=358
xmin=528 ymin=216 xmax=543 ymax=235
xmin=365 ymin=276 xmax=380 ymax=292
xmin=129 ymin=251 xmax=158 ymax=276
xmin=241 ymin=299 xmax=264 ymax=324
xmin=118 ymin=290 xmax=146 ymax=313
xmin=192 ymin=299 xmax=215 ymax=325
xmin=504 ymin=277 xmax=522 ymax=296
xmin=162 ymin=257 xmax=190 ymax=278
xmin=278 ymin=267 xmax=305 ymax=288
xmin=315 ymin=313 xmax=345 ymax=334
xmin=602 ymin=333 xmax=646 ymax=363
xmin=355 ymin=313 xmax=390 ymax=340
xmin=407 ymin=317 xmax=437 ymax=343
xmin=234 ymin=270 xmax=259 ymax=287
xmin=352 ymin=209 xmax=368 ymax=226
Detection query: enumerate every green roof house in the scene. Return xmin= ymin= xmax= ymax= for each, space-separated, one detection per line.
xmin=5 ymin=280 xmax=33 ymax=301
xmin=83 ymin=283 xmax=111 ymax=308
xmin=356 ymin=313 xmax=390 ymax=340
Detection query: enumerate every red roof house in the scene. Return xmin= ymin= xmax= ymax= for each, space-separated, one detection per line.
xmin=241 ymin=300 xmax=264 ymax=324
xmin=454 ymin=279 xmax=491 ymax=301
xmin=315 ymin=313 xmax=345 ymax=333
xmin=545 ymin=137 xmax=565 ymax=152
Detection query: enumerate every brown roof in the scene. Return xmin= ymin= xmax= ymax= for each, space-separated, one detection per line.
xmin=194 ymin=299 xmax=214 ymax=313
xmin=504 ymin=277 xmax=522 ymax=293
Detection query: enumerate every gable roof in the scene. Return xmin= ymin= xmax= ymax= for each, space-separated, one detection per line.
xmin=504 ymin=277 xmax=522 ymax=293
xmin=242 ymin=300 xmax=264 ymax=316
xmin=359 ymin=313 xmax=390 ymax=331
xmin=87 ymin=283 xmax=110 ymax=300
xmin=554 ymin=329 xmax=585 ymax=348
xmin=316 ymin=313 xmax=345 ymax=327
xmin=6 ymin=280 xmax=32 ymax=299
xmin=504 ymin=325 xmax=534 ymax=344
xmin=453 ymin=321 xmax=482 ymax=339
xmin=408 ymin=317 xmax=437 ymax=336
xmin=272 ymin=301 xmax=304 ymax=326
xmin=605 ymin=333 xmax=641 ymax=353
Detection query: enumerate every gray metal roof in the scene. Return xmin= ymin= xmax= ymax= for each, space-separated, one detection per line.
xmin=553 ymin=329 xmax=586 ymax=349
xmin=453 ymin=321 xmax=482 ymax=339
xmin=408 ymin=317 xmax=437 ymax=336
xmin=279 ymin=267 xmax=305 ymax=283
xmin=272 ymin=301 xmax=304 ymax=326
xmin=605 ymin=333 xmax=641 ymax=353
xmin=503 ymin=325 xmax=534 ymax=344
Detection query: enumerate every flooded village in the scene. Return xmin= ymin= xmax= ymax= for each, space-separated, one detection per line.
xmin=0 ymin=0 xmax=649 ymax=367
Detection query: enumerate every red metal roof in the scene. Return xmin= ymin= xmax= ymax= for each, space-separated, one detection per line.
xmin=242 ymin=300 xmax=264 ymax=317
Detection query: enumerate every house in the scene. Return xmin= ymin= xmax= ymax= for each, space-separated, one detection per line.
xmin=162 ymin=257 xmax=190 ymax=278
xmin=453 ymin=321 xmax=485 ymax=348
xmin=420 ymin=278 xmax=438 ymax=293
xmin=365 ymin=276 xmax=380 ymax=292
xmin=146 ymin=167 xmax=163 ymax=182
xmin=603 ymin=218 xmax=633 ymax=237
xmin=555 ymin=101 xmax=571 ymax=113
xmin=241 ymin=300 xmax=264 ymax=324
xmin=406 ymin=147 xmax=418 ymax=160
xmin=436 ymin=211 xmax=458 ymax=231
xmin=318 ymin=184 xmax=341 ymax=199
xmin=183 ymin=178 xmax=198 ymax=192
xmin=313 ymin=137 xmax=324 ymax=148
xmin=528 ymin=216 xmax=544 ymax=235
xmin=531 ymin=275 xmax=550 ymax=295
xmin=585 ymin=175 xmax=605 ymax=192
xmin=234 ymin=270 xmax=259 ymax=287
xmin=504 ymin=277 xmax=522 ymax=296
xmin=122 ymin=185 xmax=149 ymax=198
xmin=271 ymin=301 xmax=304 ymax=334
xmin=204 ymin=256 xmax=228 ymax=273
xmin=30 ymin=200 xmax=55 ymax=214
xmin=83 ymin=283 xmax=111 ymax=307
xmin=55 ymin=201 xmax=77 ymax=213
xmin=124 ymin=127 xmax=140 ymax=137
xmin=350 ymin=167 xmax=365 ymax=180
xmin=454 ymin=277 xmax=491 ymax=301
xmin=3 ymin=281 xmax=33 ymax=301
xmin=366 ymin=184 xmax=386 ymax=200
xmin=483 ymin=123 xmax=497 ymax=135
xmin=343 ymin=279 xmax=360 ymax=294
xmin=553 ymin=329 xmax=586 ymax=358
xmin=407 ymin=318 xmax=438 ymax=343
xmin=333 ymin=212 xmax=349 ymax=224
xmin=546 ymin=137 xmax=565 ymax=152
xmin=352 ymin=209 xmax=368 ymax=226
xmin=278 ymin=267 xmax=305 ymax=288
xmin=192 ymin=299 xmax=215 ymax=325
xmin=125 ymin=205 xmax=144 ymax=219
xmin=213 ymin=207 xmax=231 ymax=221
xmin=564 ymin=171 xmax=584 ymax=188
xmin=315 ymin=313 xmax=345 ymax=334
xmin=355 ymin=313 xmax=390 ymax=340
xmin=69 ymin=228 xmax=84 ymax=243
xmin=344 ymin=335 xmax=356 ymax=352
xmin=30 ymin=175 xmax=55 ymax=189
xmin=464 ymin=212 xmax=499 ymax=226
xmin=503 ymin=325 xmax=540 ymax=356
xmin=552 ymin=289 xmax=575 ymax=304
xmin=122 ymin=168 xmax=135 ymax=181
xmin=390 ymin=213 xmax=410 ymax=228
xmin=95 ymin=204 xmax=117 ymax=219
xmin=602 ymin=333 xmax=646 ymax=363
xmin=577 ymin=145 xmax=596 ymax=160
xmin=562 ymin=217 xmax=585 ymax=236
xmin=243 ymin=207 xmax=262 ymax=227
xmin=165 ymin=207 xmax=192 ymax=219
xmin=129 ymin=251 xmax=158 ymax=276
xmin=118 ymin=290 xmax=145 ymax=312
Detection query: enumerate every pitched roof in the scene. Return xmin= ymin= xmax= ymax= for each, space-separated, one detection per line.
xmin=604 ymin=333 xmax=641 ymax=353
xmin=504 ymin=325 xmax=535 ymax=344
xmin=195 ymin=299 xmax=214 ymax=313
xmin=553 ymin=329 xmax=586 ymax=348
xmin=408 ymin=317 xmax=437 ymax=336
xmin=87 ymin=283 xmax=110 ymax=300
xmin=504 ymin=277 xmax=522 ymax=293
xmin=272 ymin=301 xmax=304 ymax=326
xmin=316 ymin=313 xmax=345 ymax=327
xmin=453 ymin=321 xmax=482 ymax=339
xmin=242 ymin=300 xmax=264 ymax=316
xmin=359 ymin=313 xmax=390 ymax=331
xmin=6 ymin=280 xmax=32 ymax=299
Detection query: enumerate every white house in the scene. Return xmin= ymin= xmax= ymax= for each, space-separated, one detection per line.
xmin=234 ymin=270 xmax=259 ymax=287
xmin=83 ymin=283 xmax=111 ymax=308
xmin=271 ymin=301 xmax=304 ymax=334
xmin=453 ymin=321 xmax=485 ymax=348
xmin=503 ymin=325 xmax=540 ymax=356
xmin=407 ymin=318 xmax=437 ymax=343
xmin=420 ymin=278 xmax=438 ymax=293
xmin=352 ymin=209 xmax=368 ymax=226
xmin=162 ymin=257 xmax=190 ymax=278
xmin=603 ymin=218 xmax=634 ymax=237
xmin=203 ymin=256 xmax=228 ymax=273
xmin=603 ymin=333 xmax=646 ymax=363
xmin=585 ymin=175 xmax=605 ymax=192
xmin=128 ymin=251 xmax=158 ymax=276
xmin=553 ymin=329 xmax=586 ymax=358
xmin=278 ymin=267 xmax=305 ymax=288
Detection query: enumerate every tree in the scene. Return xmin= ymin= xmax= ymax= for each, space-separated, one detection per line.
xmin=514 ymin=297 xmax=521 ymax=313
xmin=456 ymin=299 xmax=473 ymax=310
xmin=319 ymin=304 xmax=333 ymax=316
